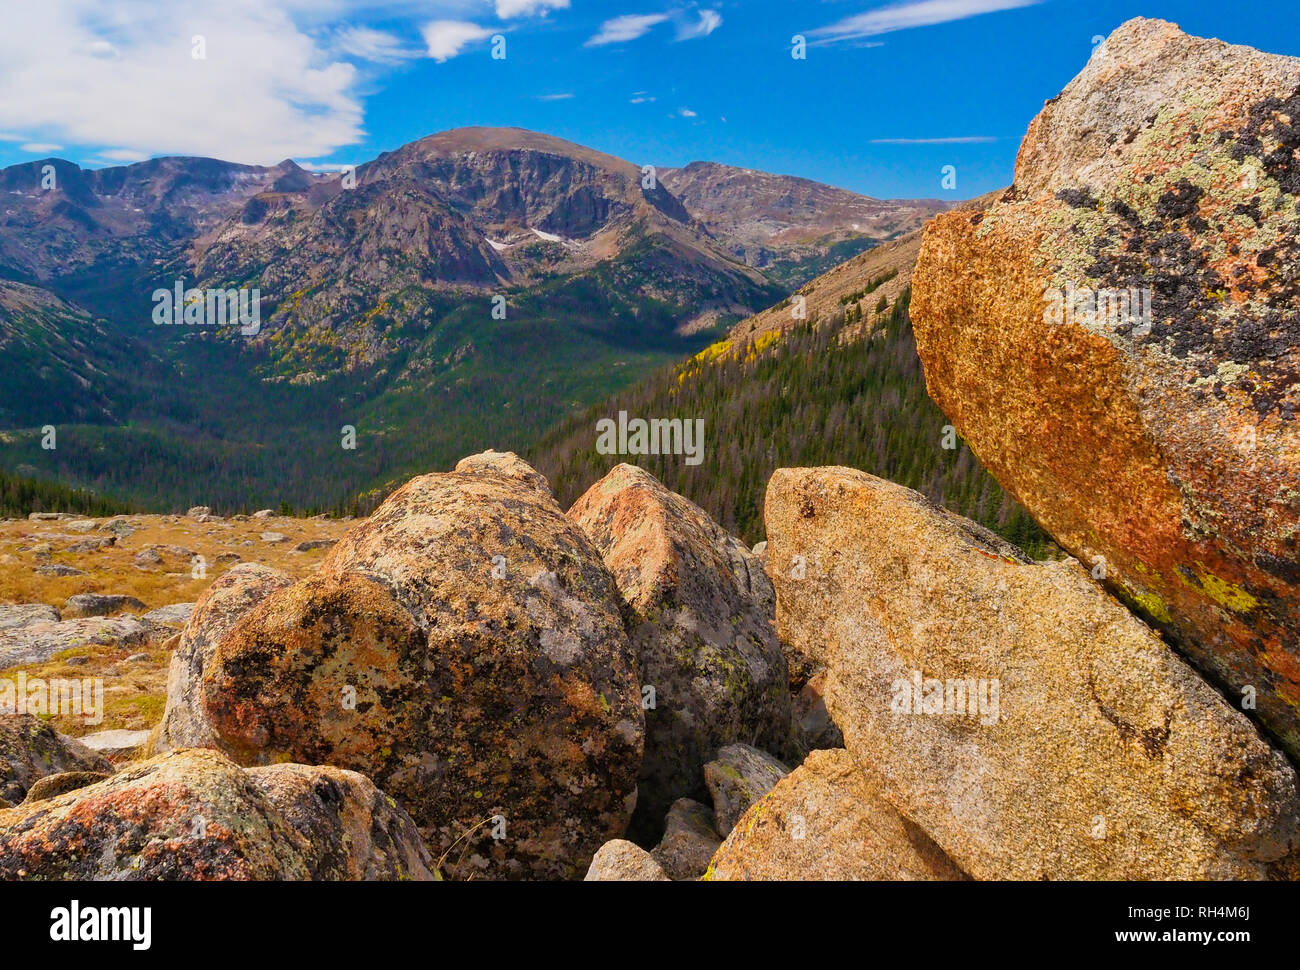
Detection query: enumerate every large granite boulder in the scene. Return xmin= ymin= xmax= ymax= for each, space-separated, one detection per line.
xmin=765 ymin=466 xmax=1300 ymax=879
xmin=155 ymin=563 xmax=294 ymax=751
xmin=569 ymin=464 xmax=792 ymax=837
xmin=911 ymin=17 xmax=1300 ymax=758
xmin=167 ymin=454 xmax=644 ymax=880
xmin=0 ymin=748 xmax=434 ymax=880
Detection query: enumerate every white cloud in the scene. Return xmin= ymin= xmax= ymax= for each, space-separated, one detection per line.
xmin=422 ymin=19 xmax=493 ymax=61
xmin=331 ymin=25 xmax=421 ymax=62
xmin=629 ymin=93 xmax=656 ymax=104
xmin=495 ymin=0 xmax=568 ymax=17
xmin=678 ymin=107 xmax=697 ymax=118
xmin=809 ymin=0 xmax=1041 ymax=45
xmin=676 ymin=9 xmax=721 ymax=41
xmin=0 ymin=0 xmax=364 ymax=165
xmin=97 ymin=147 xmax=151 ymax=161
xmin=533 ymin=92 xmax=574 ymax=100
xmin=585 ymin=13 xmax=669 ymax=47
xmin=20 ymin=142 xmax=63 ymax=153
xmin=870 ymin=136 xmax=997 ymax=144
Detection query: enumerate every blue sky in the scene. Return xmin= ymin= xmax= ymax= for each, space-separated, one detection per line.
xmin=0 ymin=0 xmax=1295 ymax=200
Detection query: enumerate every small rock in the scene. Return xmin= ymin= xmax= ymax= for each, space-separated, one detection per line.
xmin=0 ymin=616 xmax=152 ymax=668
xmin=651 ymin=798 xmax=722 ymax=880
xmin=35 ymin=564 xmax=85 ymax=577
xmin=76 ymin=729 xmax=153 ymax=759
xmin=65 ymin=537 xmax=115 ymax=553
xmin=124 ymin=653 xmax=150 ymax=664
xmin=66 ymin=520 xmax=99 ymax=533
xmin=704 ymin=743 xmax=790 ymax=837
xmin=64 ymin=656 xmax=90 ymax=666
xmin=251 ymin=509 xmax=274 ymax=519
xmin=101 ymin=519 xmax=135 ymax=538
xmin=186 ymin=506 xmax=211 ymax=518
xmin=143 ymin=602 xmax=195 ymax=627
xmin=133 ymin=548 xmax=163 ymax=569
xmin=63 ymin=593 xmax=145 ymax=618
xmin=584 ymin=840 xmax=671 ymax=881
xmin=294 ymin=539 xmax=337 ymax=553
xmin=260 ymin=532 xmax=288 ymax=544
xmin=22 ymin=771 xmax=112 ymax=804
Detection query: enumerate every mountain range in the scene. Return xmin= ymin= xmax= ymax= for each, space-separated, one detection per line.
xmin=0 ymin=127 xmax=948 ymax=512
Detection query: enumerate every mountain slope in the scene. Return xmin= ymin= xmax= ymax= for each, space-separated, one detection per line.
xmin=528 ymin=219 xmax=1050 ymax=555
xmin=659 ymin=161 xmax=948 ymax=287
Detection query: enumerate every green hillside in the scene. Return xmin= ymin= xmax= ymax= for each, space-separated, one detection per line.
xmin=528 ymin=290 xmax=1053 ymax=557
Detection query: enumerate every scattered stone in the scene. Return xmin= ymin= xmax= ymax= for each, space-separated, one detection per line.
xmin=584 ymin=840 xmax=671 ymax=881
xmin=251 ymin=509 xmax=274 ymax=519
xmin=703 ymin=743 xmax=791 ymax=837
xmin=35 ymin=564 xmax=85 ymax=577
xmin=186 ymin=506 xmax=211 ymax=518
xmin=0 ymin=615 xmax=152 ymax=668
xmin=21 ymin=771 xmax=111 ymax=804
xmin=651 ymin=798 xmax=722 ymax=880
xmin=63 ymin=593 xmax=145 ymax=618
xmin=65 ymin=537 xmax=115 ymax=553
xmin=66 ymin=520 xmax=98 ymax=533
xmin=76 ymin=729 xmax=153 ymax=759
xmin=143 ymin=602 xmax=195 ymax=627
xmin=293 ymin=539 xmax=336 ymax=553
xmin=260 ymin=532 xmax=288 ymax=544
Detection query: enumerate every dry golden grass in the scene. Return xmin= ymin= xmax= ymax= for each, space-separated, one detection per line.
xmin=0 ymin=511 xmax=352 ymax=738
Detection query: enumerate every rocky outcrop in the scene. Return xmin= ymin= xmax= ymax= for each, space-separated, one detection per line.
xmin=0 ymin=748 xmax=434 ymax=880
xmin=584 ymin=839 xmax=671 ymax=881
xmin=706 ymin=749 xmax=968 ymax=881
xmin=765 ymin=466 xmax=1300 ymax=879
xmin=155 ymin=563 xmax=294 ymax=751
xmin=569 ymin=464 xmax=792 ymax=836
xmin=0 ymin=715 xmax=113 ymax=803
xmin=911 ymin=17 xmax=1300 ymax=758
xmin=169 ymin=454 xmax=644 ymax=880
xmin=702 ymin=743 xmax=790 ymax=837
